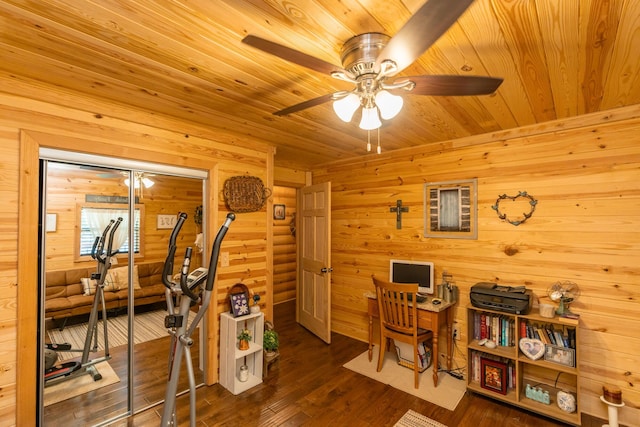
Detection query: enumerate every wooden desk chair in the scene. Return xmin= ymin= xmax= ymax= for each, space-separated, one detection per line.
xmin=373 ymin=276 xmax=433 ymax=388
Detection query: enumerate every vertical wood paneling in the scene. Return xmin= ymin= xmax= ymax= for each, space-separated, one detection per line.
xmin=314 ymin=112 xmax=640 ymax=423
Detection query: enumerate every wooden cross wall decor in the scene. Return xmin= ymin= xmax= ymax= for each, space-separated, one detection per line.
xmin=389 ymin=199 xmax=409 ymax=229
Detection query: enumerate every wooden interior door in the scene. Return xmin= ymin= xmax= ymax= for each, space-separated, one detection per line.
xmin=297 ymin=182 xmax=331 ymax=343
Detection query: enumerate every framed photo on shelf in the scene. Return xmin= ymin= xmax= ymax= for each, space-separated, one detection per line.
xmin=480 ymin=357 xmax=508 ymax=395
xmin=229 ymin=292 xmax=250 ymax=317
xmin=544 ymin=344 xmax=575 ymax=367
xmin=273 ymin=204 xmax=286 ymax=220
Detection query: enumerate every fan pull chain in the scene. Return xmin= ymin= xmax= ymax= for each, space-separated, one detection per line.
xmin=365 ymin=129 xmax=382 ymax=153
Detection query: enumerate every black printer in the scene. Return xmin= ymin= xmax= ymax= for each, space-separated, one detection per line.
xmin=470 ymin=282 xmax=532 ymax=314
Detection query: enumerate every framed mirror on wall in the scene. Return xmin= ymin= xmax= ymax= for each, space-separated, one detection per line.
xmin=39 ymin=153 xmax=206 ymax=426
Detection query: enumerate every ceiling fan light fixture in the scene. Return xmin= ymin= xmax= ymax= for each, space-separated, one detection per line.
xmin=141 ymin=177 xmax=155 ymax=188
xmin=359 ymin=106 xmax=381 ymax=130
xmin=333 ymin=93 xmax=360 ymax=122
xmin=375 ymin=90 xmax=404 ymax=120
xmin=125 ymin=174 xmax=154 ymax=189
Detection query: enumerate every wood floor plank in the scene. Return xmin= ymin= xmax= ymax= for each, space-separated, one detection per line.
xmin=46 ymin=301 xmax=606 ymax=426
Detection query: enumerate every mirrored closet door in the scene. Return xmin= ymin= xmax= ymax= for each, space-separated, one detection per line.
xmin=39 ymin=153 xmax=206 ymax=426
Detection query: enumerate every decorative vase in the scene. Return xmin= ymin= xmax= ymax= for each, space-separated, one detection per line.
xmin=238 ymin=339 xmax=250 ymax=351
xmin=250 ymin=305 xmax=260 ymax=313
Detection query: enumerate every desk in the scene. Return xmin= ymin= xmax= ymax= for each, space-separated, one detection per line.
xmin=367 ymin=294 xmax=454 ymax=387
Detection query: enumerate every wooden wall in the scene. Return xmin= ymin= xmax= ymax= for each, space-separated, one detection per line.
xmin=45 ymin=166 xmax=204 ymax=271
xmin=312 ymin=105 xmax=640 ymax=424
xmin=273 ymin=185 xmax=297 ymax=304
xmin=0 ymin=89 xmax=273 ymax=425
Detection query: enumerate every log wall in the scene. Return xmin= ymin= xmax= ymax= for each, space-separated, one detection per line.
xmin=44 ymin=167 xmax=204 ymax=271
xmin=312 ymin=106 xmax=640 ymax=423
xmin=0 ymin=90 xmax=272 ymax=425
xmin=273 ymin=185 xmax=297 ymax=304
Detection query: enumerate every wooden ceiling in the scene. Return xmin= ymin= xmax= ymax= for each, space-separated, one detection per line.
xmin=1 ymin=0 xmax=639 ymax=169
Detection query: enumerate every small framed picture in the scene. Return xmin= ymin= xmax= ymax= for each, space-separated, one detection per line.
xmin=544 ymin=345 xmax=575 ymax=367
xmin=273 ymin=204 xmax=286 ymax=220
xmin=229 ymin=292 xmax=250 ymax=317
xmin=157 ymin=214 xmax=178 ymax=229
xmin=480 ymin=358 xmax=508 ymax=395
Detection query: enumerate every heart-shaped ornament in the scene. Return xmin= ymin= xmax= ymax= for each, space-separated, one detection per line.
xmin=519 ymin=338 xmax=545 ymax=360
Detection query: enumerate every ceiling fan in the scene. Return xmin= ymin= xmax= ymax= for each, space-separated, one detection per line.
xmin=242 ymin=0 xmax=503 ymax=143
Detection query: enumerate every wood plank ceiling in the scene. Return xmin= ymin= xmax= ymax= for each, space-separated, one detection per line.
xmin=1 ymin=0 xmax=639 ymax=169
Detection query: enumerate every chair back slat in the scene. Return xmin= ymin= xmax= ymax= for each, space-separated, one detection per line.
xmin=374 ymin=277 xmax=419 ymax=336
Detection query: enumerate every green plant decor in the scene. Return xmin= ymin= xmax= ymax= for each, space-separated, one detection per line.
xmin=237 ymin=329 xmax=252 ymax=342
xmin=263 ymin=329 xmax=279 ymax=353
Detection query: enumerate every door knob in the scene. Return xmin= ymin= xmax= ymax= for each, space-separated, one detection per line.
xmin=321 ymin=267 xmax=333 ymax=273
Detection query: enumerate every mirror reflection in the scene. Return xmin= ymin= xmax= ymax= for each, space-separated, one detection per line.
xmin=41 ymin=161 xmax=204 ymax=425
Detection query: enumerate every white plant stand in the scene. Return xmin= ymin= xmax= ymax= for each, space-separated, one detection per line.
xmin=219 ymin=311 xmax=264 ymax=395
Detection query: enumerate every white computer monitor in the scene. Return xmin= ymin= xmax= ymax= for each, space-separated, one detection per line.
xmin=389 ymin=259 xmax=435 ymax=294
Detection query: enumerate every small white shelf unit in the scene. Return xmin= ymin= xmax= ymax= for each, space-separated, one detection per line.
xmin=219 ymin=311 xmax=264 ymax=395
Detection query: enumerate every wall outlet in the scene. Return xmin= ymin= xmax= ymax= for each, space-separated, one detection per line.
xmin=453 ymin=323 xmax=460 ymax=340
xmin=221 ymin=251 xmax=229 ymax=267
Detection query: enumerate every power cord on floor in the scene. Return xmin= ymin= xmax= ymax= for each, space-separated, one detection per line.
xmin=436 ymin=333 xmax=467 ymax=380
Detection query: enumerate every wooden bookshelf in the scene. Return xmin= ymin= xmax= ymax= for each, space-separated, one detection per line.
xmin=466 ymin=306 xmax=580 ymax=426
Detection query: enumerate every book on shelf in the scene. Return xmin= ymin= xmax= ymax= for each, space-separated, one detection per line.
xmin=521 ymin=320 xmax=576 ymax=349
xmin=472 ymin=312 xmax=515 ymax=347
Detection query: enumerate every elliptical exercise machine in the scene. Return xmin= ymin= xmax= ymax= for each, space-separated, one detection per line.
xmin=161 ymin=212 xmax=235 ymax=426
xmin=44 ymin=217 xmax=121 ymax=385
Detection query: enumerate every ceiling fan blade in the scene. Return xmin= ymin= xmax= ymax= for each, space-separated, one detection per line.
xmin=394 ymin=75 xmax=503 ymax=96
xmin=375 ymin=0 xmax=474 ymax=75
xmin=242 ymin=35 xmax=344 ymax=75
xmin=274 ymin=93 xmax=338 ymax=116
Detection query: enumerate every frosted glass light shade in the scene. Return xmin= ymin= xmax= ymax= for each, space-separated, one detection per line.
xmin=359 ymin=106 xmax=381 ymax=130
xmin=375 ymin=90 xmax=403 ymax=120
xmin=333 ymin=93 xmax=360 ymax=122
xmin=125 ymin=177 xmax=154 ymax=188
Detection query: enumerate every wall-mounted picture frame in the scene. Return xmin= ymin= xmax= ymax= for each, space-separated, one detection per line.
xmin=157 ymin=214 xmax=178 ymax=229
xmin=424 ymin=178 xmax=478 ymax=239
xmin=274 ymin=204 xmax=286 ymax=220
xmin=480 ymin=357 xmax=508 ymax=395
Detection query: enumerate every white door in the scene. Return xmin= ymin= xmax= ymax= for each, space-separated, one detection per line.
xmin=297 ymin=182 xmax=331 ymax=343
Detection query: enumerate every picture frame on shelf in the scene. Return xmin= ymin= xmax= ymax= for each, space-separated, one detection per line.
xmin=480 ymin=357 xmax=508 ymax=395
xmin=273 ymin=204 xmax=286 ymax=220
xmin=229 ymin=292 xmax=250 ymax=317
xmin=544 ymin=344 xmax=575 ymax=367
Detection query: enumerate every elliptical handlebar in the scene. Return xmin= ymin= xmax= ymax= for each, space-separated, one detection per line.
xmin=204 ymin=213 xmax=235 ymax=292
xmin=91 ymin=219 xmax=115 ymax=260
xmin=180 ymin=247 xmax=198 ymax=301
xmin=105 ymin=217 xmax=123 ymax=258
xmin=163 ymin=212 xmax=188 ymax=289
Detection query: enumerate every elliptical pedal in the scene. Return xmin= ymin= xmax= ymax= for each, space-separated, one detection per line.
xmin=44 ymin=361 xmax=81 ymax=381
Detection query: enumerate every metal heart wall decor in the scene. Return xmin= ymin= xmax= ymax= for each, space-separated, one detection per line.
xmin=491 ymin=191 xmax=538 ymax=226
xmin=519 ymin=338 xmax=545 ymax=360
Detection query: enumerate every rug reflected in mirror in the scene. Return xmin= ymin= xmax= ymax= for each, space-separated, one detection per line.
xmin=343 ymin=346 xmax=466 ymax=411
xmin=47 ymin=310 xmax=170 ymax=360
xmin=44 ymin=361 xmax=120 ymax=406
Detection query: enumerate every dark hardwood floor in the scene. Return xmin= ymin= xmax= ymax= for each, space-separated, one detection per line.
xmin=125 ymin=300 xmax=604 ymax=427
xmin=48 ymin=300 xmax=605 ymax=426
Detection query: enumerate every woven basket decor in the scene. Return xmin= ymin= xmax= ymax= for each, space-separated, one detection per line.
xmin=223 ymin=176 xmax=271 ymax=213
